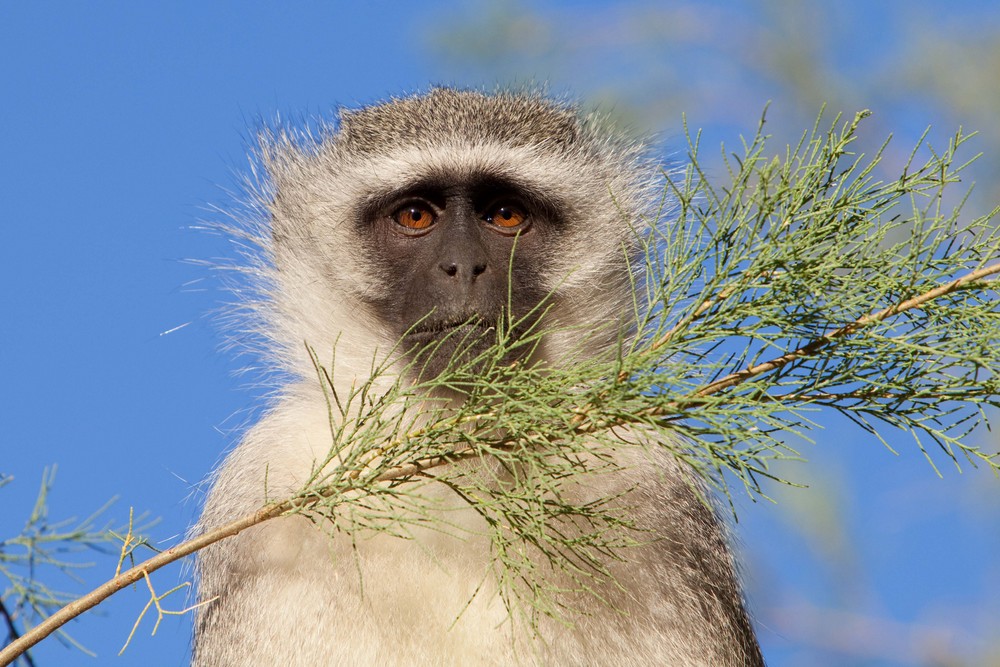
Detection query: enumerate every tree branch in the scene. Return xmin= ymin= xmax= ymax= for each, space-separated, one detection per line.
xmin=687 ymin=261 xmax=1000 ymax=402
xmin=2 ymin=261 xmax=997 ymax=666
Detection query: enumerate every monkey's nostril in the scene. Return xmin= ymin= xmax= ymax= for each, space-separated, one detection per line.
xmin=439 ymin=263 xmax=486 ymax=278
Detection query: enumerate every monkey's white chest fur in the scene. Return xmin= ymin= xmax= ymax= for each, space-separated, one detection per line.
xmin=195 ymin=392 xmax=507 ymax=664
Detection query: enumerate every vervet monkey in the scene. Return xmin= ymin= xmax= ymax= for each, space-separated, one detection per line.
xmin=193 ymin=88 xmax=764 ymax=666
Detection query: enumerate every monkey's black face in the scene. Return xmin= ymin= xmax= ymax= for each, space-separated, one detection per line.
xmin=358 ymin=174 xmax=559 ymax=378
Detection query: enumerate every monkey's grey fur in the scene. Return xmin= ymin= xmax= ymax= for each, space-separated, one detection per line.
xmin=193 ymin=88 xmax=764 ymax=666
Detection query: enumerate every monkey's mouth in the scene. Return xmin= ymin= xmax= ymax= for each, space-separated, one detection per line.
xmin=405 ymin=318 xmax=496 ymax=345
xmin=402 ymin=317 xmax=506 ymax=377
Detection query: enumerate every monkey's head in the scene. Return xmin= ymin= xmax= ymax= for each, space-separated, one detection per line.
xmin=253 ymin=89 xmax=656 ymax=383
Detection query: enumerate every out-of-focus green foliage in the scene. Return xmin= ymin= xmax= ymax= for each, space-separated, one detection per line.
xmin=0 ymin=470 xmax=146 ymax=665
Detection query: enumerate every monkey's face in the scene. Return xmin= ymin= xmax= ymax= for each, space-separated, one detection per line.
xmin=358 ymin=174 xmax=559 ymax=378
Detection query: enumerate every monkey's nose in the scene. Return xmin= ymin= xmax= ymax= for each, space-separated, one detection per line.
xmin=439 ymin=262 xmax=487 ymax=279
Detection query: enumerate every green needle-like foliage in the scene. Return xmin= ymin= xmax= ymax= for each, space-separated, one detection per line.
xmin=644 ymin=109 xmax=1000 ymax=484
xmin=267 ymin=109 xmax=1000 ymax=628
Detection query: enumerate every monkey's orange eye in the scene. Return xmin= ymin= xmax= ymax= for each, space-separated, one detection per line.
xmin=393 ymin=204 xmax=436 ymax=230
xmin=485 ymin=204 xmax=528 ymax=229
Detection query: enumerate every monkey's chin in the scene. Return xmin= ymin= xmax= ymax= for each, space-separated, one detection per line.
xmin=403 ymin=323 xmax=502 ymax=382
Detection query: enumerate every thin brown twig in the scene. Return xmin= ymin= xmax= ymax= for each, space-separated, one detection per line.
xmin=647 ymin=269 xmax=783 ymax=358
xmin=685 ymin=261 xmax=1000 ymax=403
xmin=774 ymin=386 xmax=999 ymax=403
xmin=651 ymin=283 xmax=739 ymax=353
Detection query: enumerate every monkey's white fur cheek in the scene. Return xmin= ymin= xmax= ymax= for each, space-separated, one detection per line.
xmin=193 ymin=88 xmax=763 ymax=667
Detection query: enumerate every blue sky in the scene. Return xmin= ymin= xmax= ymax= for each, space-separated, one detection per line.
xmin=2 ymin=3 xmax=998 ymax=666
